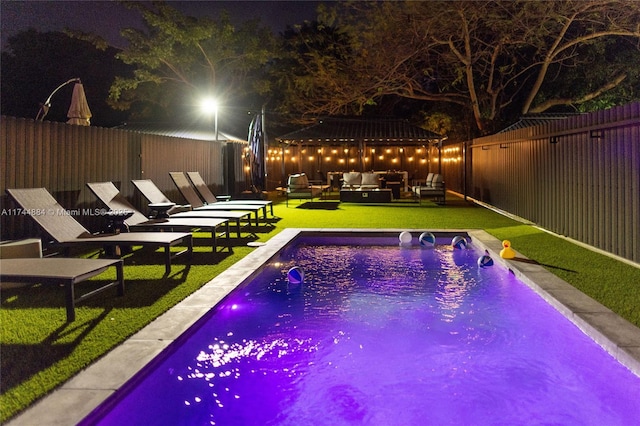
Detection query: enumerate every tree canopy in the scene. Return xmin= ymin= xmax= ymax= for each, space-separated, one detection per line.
xmin=277 ymin=0 xmax=640 ymax=135
xmin=3 ymin=1 xmax=639 ymax=138
xmin=97 ymin=1 xmax=279 ymax=121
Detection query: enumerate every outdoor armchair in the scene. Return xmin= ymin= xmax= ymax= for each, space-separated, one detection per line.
xmin=411 ymin=173 xmax=446 ymax=205
xmin=286 ymin=173 xmax=328 ymax=206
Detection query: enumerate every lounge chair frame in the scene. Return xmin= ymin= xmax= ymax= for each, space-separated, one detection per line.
xmin=6 ymin=188 xmax=192 ymax=275
xmin=0 ymin=257 xmax=124 ymax=322
xmin=132 ymin=178 xmax=265 ymax=226
xmin=86 ymin=182 xmax=231 ymax=249
xmin=169 ymin=172 xmax=271 ymax=220
xmin=185 ymin=171 xmax=274 ymax=217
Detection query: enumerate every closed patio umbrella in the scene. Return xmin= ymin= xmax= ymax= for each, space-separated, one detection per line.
xmin=66 ymin=81 xmax=92 ymax=126
xmin=247 ymin=111 xmax=266 ymax=192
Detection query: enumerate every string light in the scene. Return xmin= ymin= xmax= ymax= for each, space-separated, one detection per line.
xmin=267 ymin=141 xmax=459 ymax=180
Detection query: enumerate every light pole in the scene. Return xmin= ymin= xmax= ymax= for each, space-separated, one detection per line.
xmin=200 ymin=97 xmax=219 ymax=141
xmin=200 ymin=97 xmax=228 ymax=193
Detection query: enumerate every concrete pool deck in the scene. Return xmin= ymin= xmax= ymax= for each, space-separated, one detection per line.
xmin=8 ymin=229 xmax=640 ymax=425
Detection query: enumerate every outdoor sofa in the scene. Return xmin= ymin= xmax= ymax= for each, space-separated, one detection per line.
xmin=341 ymin=172 xmax=381 ymax=190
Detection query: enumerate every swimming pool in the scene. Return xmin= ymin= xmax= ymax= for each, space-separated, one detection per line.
xmin=80 ymin=230 xmax=640 ymax=425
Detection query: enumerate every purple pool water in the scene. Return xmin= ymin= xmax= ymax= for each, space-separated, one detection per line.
xmin=83 ymin=235 xmax=640 ymax=425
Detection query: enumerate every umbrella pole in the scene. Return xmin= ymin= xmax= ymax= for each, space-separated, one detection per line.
xmin=36 ymin=78 xmax=80 ymax=121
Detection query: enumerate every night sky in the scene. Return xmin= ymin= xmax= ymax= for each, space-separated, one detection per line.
xmin=1 ymin=0 xmax=324 ymax=50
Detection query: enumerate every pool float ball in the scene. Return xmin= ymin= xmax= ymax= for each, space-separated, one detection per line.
xmin=419 ymin=232 xmax=436 ymax=247
xmin=451 ymin=235 xmax=468 ymax=250
xmin=477 ymin=250 xmax=494 ymax=267
xmin=399 ymin=231 xmax=413 ymax=244
xmin=287 ymin=266 xmax=305 ymax=284
xmin=500 ymin=240 xmax=516 ymax=259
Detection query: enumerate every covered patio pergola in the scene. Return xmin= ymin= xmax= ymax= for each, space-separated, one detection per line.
xmin=272 ymin=117 xmax=445 ymax=190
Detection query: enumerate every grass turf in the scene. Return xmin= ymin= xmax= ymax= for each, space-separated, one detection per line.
xmin=2 ymin=196 xmax=639 ymax=422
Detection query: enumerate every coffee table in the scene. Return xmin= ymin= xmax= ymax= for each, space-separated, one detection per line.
xmin=340 ymin=189 xmax=392 ymax=203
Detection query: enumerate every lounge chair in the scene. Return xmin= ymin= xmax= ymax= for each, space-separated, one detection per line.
xmin=0 ymin=256 xmax=124 ymax=322
xmin=169 ymin=172 xmax=272 ymax=220
xmin=185 ymin=171 xmax=274 ymax=217
xmin=86 ymin=182 xmax=231 ymax=249
xmin=132 ymin=179 xmax=264 ymax=226
xmin=123 ymin=182 xmax=254 ymax=235
xmin=6 ymin=188 xmax=192 ymax=275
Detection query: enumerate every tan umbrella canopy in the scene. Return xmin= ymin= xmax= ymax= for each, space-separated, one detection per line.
xmin=66 ymin=82 xmax=92 ymax=126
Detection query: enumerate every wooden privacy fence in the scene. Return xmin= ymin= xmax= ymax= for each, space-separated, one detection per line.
xmin=1 ymin=116 xmax=247 ymax=241
xmin=438 ymin=103 xmax=639 ymax=264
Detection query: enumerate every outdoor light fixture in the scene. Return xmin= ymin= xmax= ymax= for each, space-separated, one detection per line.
xmin=36 ymin=77 xmax=81 ymax=121
xmin=200 ymin=97 xmax=219 ymax=141
xmin=590 ymin=129 xmax=604 ymax=139
xmin=549 ymin=136 xmax=559 ymax=144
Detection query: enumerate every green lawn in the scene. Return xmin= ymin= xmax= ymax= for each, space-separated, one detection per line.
xmin=2 ymin=195 xmax=639 ymax=422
